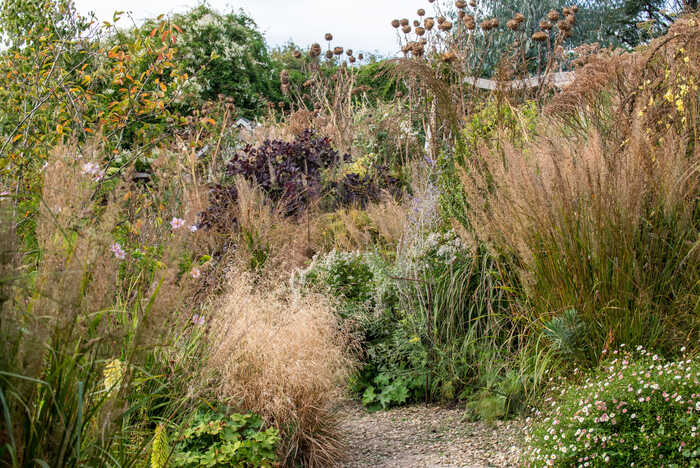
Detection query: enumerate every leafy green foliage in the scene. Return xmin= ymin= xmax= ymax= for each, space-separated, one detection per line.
xmin=543 ymin=309 xmax=589 ymax=364
xmin=523 ymin=348 xmax=700 ymax=467
xmin=173 ymin=409 xmax=278 ymax=467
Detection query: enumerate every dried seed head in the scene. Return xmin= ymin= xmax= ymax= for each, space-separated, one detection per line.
xmin=480 ymin=19 xmax=492 ymax=31
xmin=572 ymin=5 xmax=579 ymax=13
xmin=419 ymin=37 xmax=427 ymax=44
xmin=417 ymin=8 xmax=425 ymax=16
xmin=413 ymin=19 xmax=420 ymax=27
xmin=293 ymin=50 xmax=302 ymax=58
xmin=566 ymin=14 xmax=575 ymax=25
xmin=458 ymin=10 xmax=465 ymax=19
xmin=303 ymin=79 xmax=313 ymax=87
xmin=557 ymin=19 xmax=571 ymax=31
xmin=411 ymin=42 xmax=424 ymax=56
xmin=507 ymin=19 xmax=518 ymax=31
xmin=547 ymin=10 xmax=560 ymax=21
xmin=325 ymin=33 xmax=333 ymax=41
xmin=401 ymin=44 xmax=411 ymax=55
xmin=490 ymin=18 xmax=499 ymax=28
xmin=514 ymin=13 xmax=525 ymax=23
xmin=280 ymin=69 xmax=289 ymax=84
xmin=402 ymin=25 xmax=412 ymax=34
xmin=469 ymin=0 xmax=476 ymax=5
xmin=400 ymin=18 xmax=409 ymax=26
xmin=562 ymin=7 xmax=572 ymax=15
xmin=391 ymin=19 xmax=400 ymax=28
xmin=310 ymin=43 xmax=322 ymax=57
xmin=358 ymin=53 xmax=364 ymax=60
xmin=346 ymin=48 xmax=353 ymax=56
xmin=415 ymin=26 xmax=426 ymax=36
xmin=438 ymin=20 xmax=453 ymax=31
xmin=325 ymin=50 xmax=333 ymax=59
xmin=333 ymin=46 xmax=344 ymax=55
xmin=441 ymin=50 xmax=457 ymax=63
xmin=424 ymin=18 xmax=435 ymax=30
xmin=532 ymin=31 xmax=548 ymax=42
xmin=349 ymin=56 xmax=356 ymax=63
xmin=456 ymin=0 xmax=467 ymax=8
xmin=539 ymin=20 xmax=553 ymax=30
xmin=437 ymin=16 xmax=446 ymax=25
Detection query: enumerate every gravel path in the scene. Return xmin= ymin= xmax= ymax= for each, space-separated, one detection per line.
xmin=337 ymin=402 xmax=524 ymax=468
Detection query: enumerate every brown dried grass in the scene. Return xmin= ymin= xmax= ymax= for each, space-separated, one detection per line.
xmin=206 ymin=271 xmax=354 ymax=467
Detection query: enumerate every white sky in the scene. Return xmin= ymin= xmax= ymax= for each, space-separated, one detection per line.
xmin=74 ymin=0 xmax=431 ymax=57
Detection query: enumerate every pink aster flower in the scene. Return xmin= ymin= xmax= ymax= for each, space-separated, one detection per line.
xmin=170 ymin=217 xmax=185 ymax=230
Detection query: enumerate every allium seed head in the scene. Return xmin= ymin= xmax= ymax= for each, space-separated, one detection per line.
xmin=417 ymin=8 xmax=425 ymax=16
xmin=391 ymin=19 xmax=400 ymax=28
xmin=400 ymin=18 xmax=409 ymax=26
xmin=415 ymin=26 xmax=426 ymax=36
xmin=547 ymin=10 xmax=560 ymax=21
xmin=402 ymin=25 xmax=412 ymax=34
xmin=540 ymin=20 xmax=553 ymax=30
xmin=424 ymin=18 xmax=435 ymax=30
xmin=325 ymin=33 xmax=333 ymax=41
xmin=532 ymin=31 xmax=548 ymax=42
xmin=456 ymin=0 xmax=467 ymax=8
xmin=438 ymin=20 xmax=453 ymax=31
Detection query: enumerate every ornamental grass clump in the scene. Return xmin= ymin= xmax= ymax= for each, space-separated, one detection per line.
xmin=522 ymin=347 xmax=700 ymax=467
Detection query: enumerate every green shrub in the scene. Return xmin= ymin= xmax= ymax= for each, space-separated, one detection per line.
xmin=523 ymin=347 xmax=700 ymax=467
xmin=172 ymin=409 xmax=278 ymax=467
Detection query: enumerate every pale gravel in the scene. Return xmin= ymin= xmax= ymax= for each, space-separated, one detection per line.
xmin=336 ymin=401 xmax=525 ymax=468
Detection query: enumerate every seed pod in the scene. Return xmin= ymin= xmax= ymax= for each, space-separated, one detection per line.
xmin=325 ymin=50 xmax=333 ymax=59
xmin=417 ymin=8 xmax=425 ymax=16
xmin=557 ymin=19 xmax=571 ymax=31
xmin=415 ymin=26 xmax=426 ymax=36
xmin=424 ymin=18 xmax=435 ymax=30
xmin=333 ymin=46 xmax=344 ymax=55
xmin=402 ymin=25 xmax=412 ymax=34
xmin=456 ymin=0 xmax=467 ymax=8
xmin=325 ymin=33 xmax=333 ymax=41
xmin=400 ymin=18 xmax=409 ymax=26
xmin=438 ymin=20 xmax=453 ymax=31
xmin=532 ymin=31 xmax=548 ymax=42
xmin=293 ymin=50 xmax=302 ymax=58
xmin=349 ymin=56 xmax=356 ymax=63
xmin=539 ymin=20 xmax=553 ymax=30
xmin=391 ymin=19 xmax=400 ymax=28
xmin=507 ymin=19 xmax=518 ymax=31
xmin=437 ymin=16 xmax=446 ymax=25
xmin=358 ymin=53 xmax=364 ymax=60
xmin=547 ymin=10 xmax=560 ymax=21
xmin=514 ymin=13 xmax=525 ymax=24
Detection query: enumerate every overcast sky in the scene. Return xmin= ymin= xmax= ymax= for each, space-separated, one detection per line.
xmin=74 ymin=0 xmax=431 ymax=57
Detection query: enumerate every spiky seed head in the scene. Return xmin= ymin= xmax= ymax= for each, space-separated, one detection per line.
xmin=333 ymin=46 xmax=343 ymax=55
xmin=402 ymin=25 xmax=412 ymax=33
xmin=325 ymin=33 xmax=333 ymax=41
xmin=400 ymin=18 xmax=409 ymax=26
xmin=455 ymin=0 xmax=467 ymax=8
xmin=532 ymin=31 xmax=548 ymax=42
xmin=417 ymin=8 xmax=425 ymax=16
xmin=438 ymin=20 xmax=453 ymax=31
xmin=325 ymin=50 xmax=333 ymax=59
xmin=557 ymin=19 xmax=571 ymax=31
xmin=547 ymin=10 xmax=560 ymax=21
xmin=391 ymin=19 xmax=400 ymax=28
xmin=437 ymin=16 xmax=446 ymax=24
xmin=540 ymin=20 xmax=553 ymax=30
xmin=293 ymin=50 xmax=302 ymax=58
xmin=514 ymin=13 xmax=525 ymax=23
xmin=424 ymin=18 xmax=435 ymax=30
xmin=415 ymin=26 xmax=426 ymax=36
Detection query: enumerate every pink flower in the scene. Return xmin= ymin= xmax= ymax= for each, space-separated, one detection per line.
xmin=191 ymin=268 xmax=201 ymax=279
xmin=111 ymin=242 xmax=126 ymax=260
xmin=192 ymin=314 xmax=205 ymax=325
xmin=170 ymin=217 xmax=185 ymax=230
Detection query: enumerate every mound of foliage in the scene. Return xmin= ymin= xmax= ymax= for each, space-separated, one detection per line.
xmin=523 ymin=347 xmax=699 ymax=466
xmin=200 ymin=129 xmax=399 ymax=231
